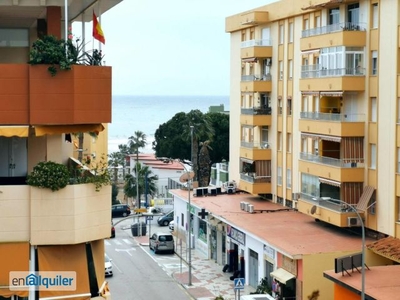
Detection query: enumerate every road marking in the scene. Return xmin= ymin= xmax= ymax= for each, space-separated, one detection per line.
xmin=113 ymin=240 xmax=122 ymax=245
xmin=104 ymin=240 xmax=111 ymax=246
xmin=123 ymin=239 xmax=133 ymax=245
xmin=115 ymin=248 xmax=136 ymax=256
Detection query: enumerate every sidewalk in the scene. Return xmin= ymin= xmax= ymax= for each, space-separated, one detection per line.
xmin=133 ymin=234 xmax=256 ymax=300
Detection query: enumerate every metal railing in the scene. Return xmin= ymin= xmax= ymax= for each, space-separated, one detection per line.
xmin=241 ymin=39 xmax=273 ymax=48
xmin=301 ymin=193 xmax=357 ymax=213
xmin=240 ymin=173 xmax=271 ymax=183
xmin=241 ymin=106 xmax=272 ymax=115
xmin=301 ymin=22 xmax=366 ymax=38
xmin=299 ymin=152 xmax=365 ymax=168
xmin=301 ymin=64 xmax=365 ymax=78
xmin=241 ymin=141 xmax=271 ymax=149
xmin=300 ymin=111 xmax=365 ymax=122
xmin=241 ymin=74 xmax=272 ymax=82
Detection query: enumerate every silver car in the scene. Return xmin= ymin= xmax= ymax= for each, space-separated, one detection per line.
xmin=149 ymin=232 xmax=175 ymax=254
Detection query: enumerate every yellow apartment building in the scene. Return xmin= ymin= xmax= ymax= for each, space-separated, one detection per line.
xmin=226 ymin=0 xmax=400 ymax=298
xmin=0 ymin=1 xmax=122 ymax=299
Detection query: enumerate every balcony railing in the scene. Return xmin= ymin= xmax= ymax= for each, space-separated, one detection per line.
xmin=301 ymin=193 xmax=355 ymax=213
xmin=240 ymin=173 xmax=271 ymax=183
xmin=300 ymin=112 xmax=365 ymax=122
xmin=299 ymin=152 xmax=365 ymax=167
xmin=241 ymin=141 xmax=271 ymax=149
xmin=241 ymin=39 xmax=273 ymax=48
xmin=301 ymin=64 xmax=365 ymax=78
xmin=301 ymin=22 xmax=366 ymax=38
xmin=241 ymin=74 xmax=272 ymax=82
xmin=241 ymin=106 xmax=272 ymax=115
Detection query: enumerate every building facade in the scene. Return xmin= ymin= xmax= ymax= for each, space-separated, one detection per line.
xmin=0 ymin=1 xmax=122 ymax=299
xmin=225 ymin=0 xmax=400 ymax=298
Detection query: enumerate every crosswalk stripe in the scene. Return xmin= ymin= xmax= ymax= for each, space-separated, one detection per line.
xmin=113 ymin=240 xmax=122 ymax=245
xmin=123 ymin=239 xmax=133 ymax=245
xmin=104 ymin=240 xmax=111 ymax=246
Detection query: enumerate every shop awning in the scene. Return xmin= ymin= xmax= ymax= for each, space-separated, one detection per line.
xmin=301 ymin=49 xmax=320 ymax=56
xmin=301 ymin=133 xmax=342 ymax=143
xmin=319 ymin=177 xmax=341 ymax=187
xmin=242 ymin=57 xmax=258 ymax=63
xmin=240 ymin=157 xmax=254 ymax=164
xmin=270 ymin=268 xmax=295 ymax=284
xmin=356 ymin=185 xmax=375 ymax=211
xmin=302 ymin=0 xmax=347 ymax=10
xmin=35 ymin=124 xmax=105 ymax=136
xmin=320 ymin=91 xmax=343 ymax=97
xmin=301 ymin=91 xmax=320 ymax=96
xmin=0 ymin=126 xmax=29 ymax=137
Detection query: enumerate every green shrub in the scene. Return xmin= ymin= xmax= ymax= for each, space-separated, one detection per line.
xmin=27 ymin=161 xmax=70 ymax=191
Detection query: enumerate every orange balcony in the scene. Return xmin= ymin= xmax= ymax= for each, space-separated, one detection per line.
xmin=240 ymin=143 xmax=271 ymax=161
xmin=0 ymin=64 xmax=112 ymax=125
xmin=241 ymin=74 xmax=272 ymax=93
xmin=239 ymin=173 xmax=271 ymax=195
xmin=241 ymin=107 xmax=272 ymax=126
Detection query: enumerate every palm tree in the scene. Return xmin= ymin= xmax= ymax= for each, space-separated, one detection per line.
xmin=108 ymin=151 xmax=124 ymax=184
xmin=183 ymin=110 xmax=214 ymax=182
xmin=123 ymin=164 xmax=158 ymax=207
xmin=118 ymin=143 xmax=130 ymax=178
xmin=198 ymin=140 xmax=213 ymax=187
xmin=73 ymin=132 xmax=99 ymax=162
xmin=128 ymin=131 xmax=147 ymax=208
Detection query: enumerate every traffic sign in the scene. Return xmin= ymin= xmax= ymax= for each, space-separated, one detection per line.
xmin=234 ymin=278 xmax=244 ymax=290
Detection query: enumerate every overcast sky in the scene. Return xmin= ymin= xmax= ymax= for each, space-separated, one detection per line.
xmin=73 ymin=1 xmax=274 ymax=96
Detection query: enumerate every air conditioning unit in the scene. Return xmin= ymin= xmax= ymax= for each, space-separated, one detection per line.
xmin=347 ymin=217 xmax=362 ymax=227
xmin=248 ymin=204 xmax=254 ymax=213
xmin=240 ymin=201 xmax=245 ymax=210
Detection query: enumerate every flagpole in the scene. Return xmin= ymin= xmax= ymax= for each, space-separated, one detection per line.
xmin=64 ymin=0 xmax=68 ymax=57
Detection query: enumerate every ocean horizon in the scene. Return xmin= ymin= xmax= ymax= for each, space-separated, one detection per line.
xmin=108 ymin=95 xmax=230 ymax=154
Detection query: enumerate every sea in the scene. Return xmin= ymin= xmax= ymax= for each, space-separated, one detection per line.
xmin=108 ymin=95 xmax=230 ymax=154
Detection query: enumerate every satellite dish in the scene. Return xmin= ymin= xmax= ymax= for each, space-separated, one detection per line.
xmin=179 ymin=172 xmax=194 ymax=183
xmin=310 ymin=205 xmax=317 ymax=215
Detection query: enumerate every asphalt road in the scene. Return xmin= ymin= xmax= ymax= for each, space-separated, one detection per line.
xmin=106 ymin=217 xmax=192 ymax=300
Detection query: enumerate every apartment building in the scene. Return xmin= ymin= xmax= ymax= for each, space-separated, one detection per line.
xmin=225 ymin=0 xmax=400 ymax=298
xmin=0 ymin=1 xmax=122 ymax=299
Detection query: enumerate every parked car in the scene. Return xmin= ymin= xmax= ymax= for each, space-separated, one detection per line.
xmin=110 ymin=221 xmax=115 ymax=238
xmin=157 ymin=210 xmax=174 ymax=226
xmin=105 ymin=254 xmax=113 ymax=277
xmin=169 ymin=220 xmax=174 ymax=231
xmin=149 ymin=232 xmax=175 ymax=254
xmin=112 ymin=204 xmax=131 ymax=217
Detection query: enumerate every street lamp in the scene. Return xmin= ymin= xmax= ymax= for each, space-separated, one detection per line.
xmin=314 ymin=198 xmax=365 ymax=299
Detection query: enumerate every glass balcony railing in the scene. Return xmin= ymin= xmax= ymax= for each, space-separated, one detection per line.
xmin=241 ymin=106 xmax=272 ymax=115
xmin=299 ymin=152 xmax=365 ymax=167
xmin=300 ymin=193 xmax=356 ymax=213
xmin=241 ymin=141 xmax=271 ymax=149
xmin=240 ymin=173 xmax=271 ymax=183
xmin=301 ymin=22 xmax=366 ymax=38
xmin=300 ymin=112 xmax=365 ymax=122
xmin=241 ymin=74 xmax=272 ymax=82
xmin=241 ymin=39 xmax=273 ymax=48
xmin=301 ymin=64 xmax=365 ymax=78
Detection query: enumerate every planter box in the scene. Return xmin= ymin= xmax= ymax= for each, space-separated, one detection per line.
xmin=0 ymin=64 xmax=29 ymax=124
xmin=29 ymin=65 xmax=112 ymax=125
xmin=30 ymin=184 xmax=111 ymax=245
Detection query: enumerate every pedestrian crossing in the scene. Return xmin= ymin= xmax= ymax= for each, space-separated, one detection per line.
xmin=105 ymin=238 xmax=134 ymax=246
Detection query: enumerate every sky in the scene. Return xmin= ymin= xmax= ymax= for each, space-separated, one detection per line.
xmin=73 ymin=1 xmax=274 ymax=96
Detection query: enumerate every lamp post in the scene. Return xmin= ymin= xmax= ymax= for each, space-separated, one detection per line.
xmin=320 ymin=199 xmax=365 ymax=299
xmin=188 ymin=125 xmax=194 ymax=286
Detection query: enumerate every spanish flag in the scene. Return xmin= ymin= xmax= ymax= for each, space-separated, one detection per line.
xmin=93 ymin=12 xmax=105 ymax=44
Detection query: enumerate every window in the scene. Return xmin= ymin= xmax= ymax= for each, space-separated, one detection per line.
xmin=372 ymin=3 xmax=379 ymax=29
xmin=329 ymin=8 xmax=340 ymax=25
xmin=0 ymin=29 xmax=29 ymax=47
xmin=287 ymin=99 xmax=292 ymax=115
xmin=287 ymin=133 xmax=292 ymax=152
xmin=371 ymin=51 xmax=378 ymax=75
xmin=301 ymin=173 xmax=319 ymax=196
xmin=278 ymin=132 xmax=282 ymax=151
xmin=370 ymin=97 xmax=377 ymax=122
xmin=397 ymin=148 xmax=400 ymax=173
xmin=241 ymin=30 xmax=246 ymax=42
xmin=315 ymin=16 xmax=321 ymax=28
xmin=303 ymin=18 xmax=309 ymax=30
xmin=398 ymin=98 xmax=400 ymax=123
xmin=277 ymin=167 xmax=282 ymax=185
xmin=278 ymin=99 xmax=283 ymax=114
xmin=302 ymin=97 xmax=308 ymax=112
xmin=198 ymin=219 xmax=207 ymax=242
xmin=288 ymin=59 xmax=293 ymax=79
xmin=398 ymin=197 xmax=400 ymax=221
xmin=302 ymin=138 xmax=307 ymax=153
xmin=347 ymin=3 xmax=359 ymax=25
xmin=370 ymin=144 xmax=376 ymax=169
xmin=289 ymin=22 xmax=294 ymax=43
xmin=314 ymin=140 xmax=319 ymax=155
xmin=279 ymin=61 xmax=283 ymax=80
xmin=286 ymin=169 xmax=291 ymax=189
xmin=250 ymin=28 xmax=255 ymax=40
xmin=279 ymin=24 xmax=284 ymax=44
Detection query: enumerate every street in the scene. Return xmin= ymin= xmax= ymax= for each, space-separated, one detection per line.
xmin=106 ymin=217 xmax=192 ymax=300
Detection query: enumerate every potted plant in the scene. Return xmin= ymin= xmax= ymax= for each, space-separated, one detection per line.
xmin=26 ymin=161 xmax=70 ymax=191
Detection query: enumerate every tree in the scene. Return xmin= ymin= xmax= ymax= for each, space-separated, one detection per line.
xmin=108 ymin=151 xmax=124 ymax=184
xmin=118 ymin=143 xmax=130 ymax=178
xmin=206 ymin=112 xmax=229 ymax=163
xmin=128 ymin=131 xmax=147 ymax=208
xmin=111 ymin=184 xmax=119 ymax=205
xmin=123 ymin=164 xmax=158 ymax=206
xmin=73 ymin=132 xmax=99 ymax=162
xmin=198 ymin=140 xmax=212 ymax=187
